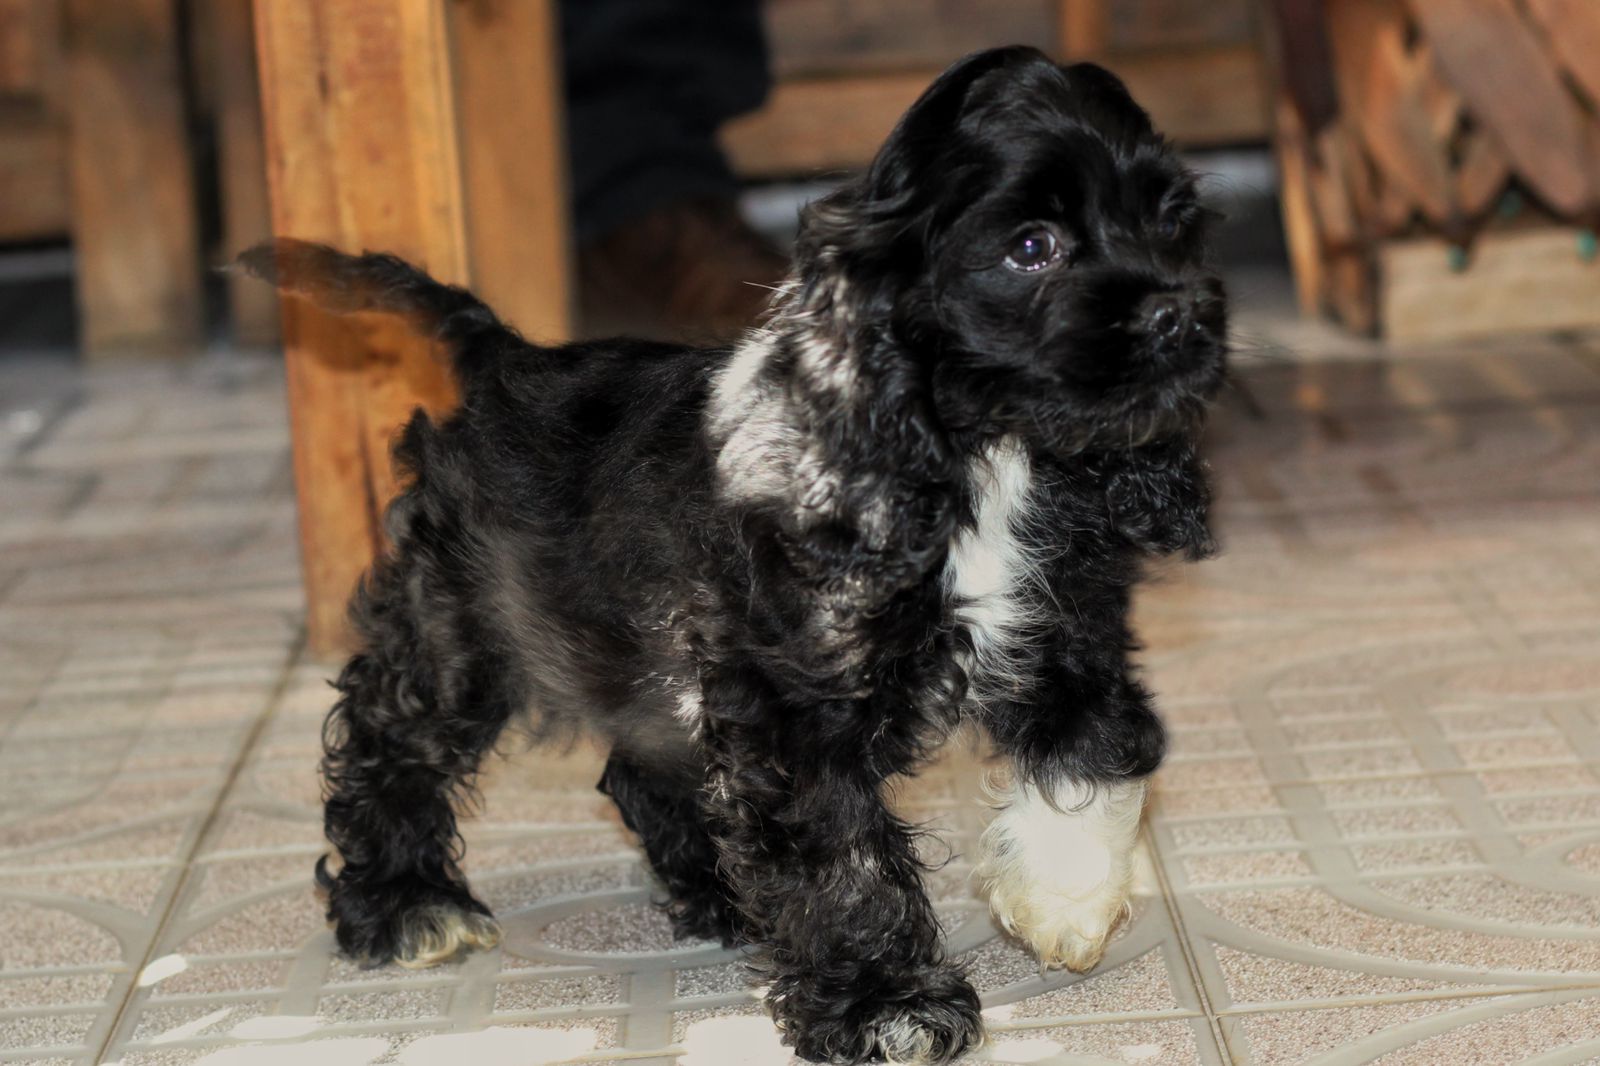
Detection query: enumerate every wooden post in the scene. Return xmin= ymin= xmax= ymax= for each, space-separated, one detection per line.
xmin=449 ymin=0 xmax=573 ymax=344
xmin=210 ymin=0 xmax=280 ymax=347
xmin=253 ymin=0 xmax=572 ymax=654
xmin=1058 ymin=0 xmax=1109 ymax=60
xmin=61 ymin=0 xmax=204 ymax=357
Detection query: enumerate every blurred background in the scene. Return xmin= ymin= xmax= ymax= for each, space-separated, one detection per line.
xmin=4 ymin=0 xmax=1594 ymax=360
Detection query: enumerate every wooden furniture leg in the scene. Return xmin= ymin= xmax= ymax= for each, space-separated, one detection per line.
xmin=62 ymin=0 xmax=204 ymax=358
xmin=253 ymin=0 xmax=572 ymax=654
xmin=210 ymin=0 xmax=279 ymax=347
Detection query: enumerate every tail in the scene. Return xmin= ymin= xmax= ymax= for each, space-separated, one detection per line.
xmin=235 ymin=238 xmax=531 ymax=383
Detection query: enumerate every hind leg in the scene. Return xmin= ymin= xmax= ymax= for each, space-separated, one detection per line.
xmin=598 ymin=754 xmax=743 ymax=945
xmin=319 ymin=647 xmax=513 ymax=968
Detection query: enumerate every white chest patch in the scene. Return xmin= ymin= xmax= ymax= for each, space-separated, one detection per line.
xmin=943 ymin=438 xmax=1041 ymax=699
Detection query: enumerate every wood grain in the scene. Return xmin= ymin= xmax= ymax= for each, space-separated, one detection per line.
xmin=254 ymin=0 xmax=469 ymax=653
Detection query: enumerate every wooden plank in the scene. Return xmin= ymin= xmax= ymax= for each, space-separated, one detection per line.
xmin=447 ymin=0 xmax=572 ymax=343
xmin=1105 ymin=0 xmax=1256 ymax=52
xmin=1455 ymin=127 xmax=1510 ymax=217
xmin=0 ymin=0 xmax=53 ymax=97
xmin=1523 ymin=0 xmax=1600 ymax=109
xmin=254 ymin=0 xmax=470 ymax=654
xmin=61 ymin=0 xmax=203 ymax=357
xmin=0 ymin=109 xmax=68 ymax=240
xmin=722 ymin=43 xmax=1269 ymax=177
xmin=1324 ymin=0 xmax=1455 ymax=227
xmin=1380 ymin=228 xmax=1600 ymax=342
xmin=768 ymin=0 xmax=1055 ymax=78
xmin=1270 ymin=97 xmax=1325 ymax=315
xmin=1059 ymin=0 xmax=1110 ymax=58
xmin=210 ymin=0 xmax=278 ymax=347
xmin=1406 ymin=0 xmax=1594 ymax=215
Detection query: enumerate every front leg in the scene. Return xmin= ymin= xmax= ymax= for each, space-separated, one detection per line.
xmin=698 ymin=689 xmax=981 ymax=1066
xmin=1104 ymin=437 xmax=1215 ymax=559
xmin=976 ymin=657 xmax=1162 ymax=973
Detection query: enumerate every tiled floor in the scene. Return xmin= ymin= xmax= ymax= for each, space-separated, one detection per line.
xmin=3 ymin=307 xmax=1600 ymax=1065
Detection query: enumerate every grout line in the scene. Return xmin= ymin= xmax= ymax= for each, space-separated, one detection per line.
xmin=90 ymin=630 xmax=308 ymax=1066
xmin=1214 ymin=979 xmax=1600 ymax=1018
xmin=1143 ymin=825 xmax=1236 ymax=1064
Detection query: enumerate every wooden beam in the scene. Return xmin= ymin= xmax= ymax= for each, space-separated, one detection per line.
xmin=1058 ymin=0 xmax=1110 ymax=59
xmin=254 ymin=0 xmax=468 ymax=654
xmin=722 ymin=44 xmax=1269 ymax=178
xmin=447 ymin=0 xmax=573 ymax=343
xmin=1381 ymin=228 xmax=1600 ymax=342
xmin=254 ymin=0 xmax=571 ymax=654
xmin=210 ymin=0 xmax=279 ymax=347
xmin=0 ymin=109 xmax=69 ymax=242
xmin=61 ymin=0 xmax=203 ymax=358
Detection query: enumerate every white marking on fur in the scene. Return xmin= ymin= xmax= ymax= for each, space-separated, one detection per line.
xmin=877 ymin=1012 xmax=939 ymax=1065
xmin=792 ymin=276 xmax=858 ymax=395
xmin=708 ymin=331 xmax=802 ymax=501
xmin=977 ymin=771 xmax=1147 ymax=972
xmin=395 ymin=904 xmax=501 ymax=969
xmin=944 ymin=438 xmax=1045 ymax=701
xmin=672 ymin=683 xmax=703 ymax=726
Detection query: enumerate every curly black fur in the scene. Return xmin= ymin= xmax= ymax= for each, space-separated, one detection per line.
xmin=243 ymin=46 xmax=1225 ymax=1064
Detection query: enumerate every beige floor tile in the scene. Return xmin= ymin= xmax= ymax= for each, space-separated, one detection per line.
xmin=1221 ymin=990 xmax=1600 ymax=1065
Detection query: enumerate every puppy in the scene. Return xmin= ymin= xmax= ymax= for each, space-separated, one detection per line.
xmin=244 ymin=45 xmax=1225 ymax=1065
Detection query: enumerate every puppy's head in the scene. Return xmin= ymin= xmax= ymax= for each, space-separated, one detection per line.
xmin=797 ymin=46 xmax=1227 ymax=453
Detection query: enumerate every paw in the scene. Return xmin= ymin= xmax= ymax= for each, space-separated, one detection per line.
xmin=976 ymin=776 xmax=1146 ymax=973
xmin=984 ymin=874 xmax=1131 ymax=973
xmin=393 ymin=902 xmax=502 ymax=969
xmin=321 ymin=861 xmax=500 ymax=968
xmin=777 ymin=967 xmax=982 ymax=1065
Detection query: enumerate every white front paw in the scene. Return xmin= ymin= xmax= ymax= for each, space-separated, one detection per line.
xmin=976 ymin=774 xmax=1146 ymax=972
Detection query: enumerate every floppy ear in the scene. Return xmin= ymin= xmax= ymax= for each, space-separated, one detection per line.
xmin=798 ymin=45 xmax=1054 ymax=275
xmin=712 ymin=53 xmax=1059 ymax=651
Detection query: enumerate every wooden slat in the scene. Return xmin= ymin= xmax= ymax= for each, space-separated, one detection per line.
xmin=1522 ymin=0 xmax=1600 ymax=109
xmin=61 ymin=0 xmax=203 ymax=357
xmin=254 ymin=0 xmax=470 ymax=654
xmin=0 ymin=109 xmax=68 ymax=240
xmin=768 ymin=0 xmax=1056 ymax=78
xmin=1454 ymin=128 xmax=1510 ymax=217
xmin=210 ymin=0 xmax=278 ymax=347
xmin=1105 ymin=0 xmax=1256 ymax=52
xmin=722 ymin=43 xmax=1269 ymax=177
xmin=447 ymin=0 xmax=573 ymax=343
xmin=1270 ymin=97 xmax=1325 ymax=315
xmin=1406 ymin=0 xmax=1594 ymax=215
xmin=1059 ymin=0 xmax=1111 ymax=58
xmin=0 ymin=0 xmax=52 ymax=97
xmin=1381 ymin=228 xmax=1600 ymax=342
xmin=1325 ymin=0 xmax=1455 ymax=228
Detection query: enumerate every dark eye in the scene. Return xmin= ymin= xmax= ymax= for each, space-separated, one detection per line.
xmin=1157 ymin=207 xmax=1189 ymax=242
xmin=1004 ymin=228 xmax=1063 ymax=272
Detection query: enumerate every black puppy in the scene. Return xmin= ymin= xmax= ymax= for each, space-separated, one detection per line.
xmin=244 ymin=45 xmax=1225 ymax=1065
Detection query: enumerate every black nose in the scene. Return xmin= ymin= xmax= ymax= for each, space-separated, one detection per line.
xmin=1138 ymin=292 xmax=1193 ymax=342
